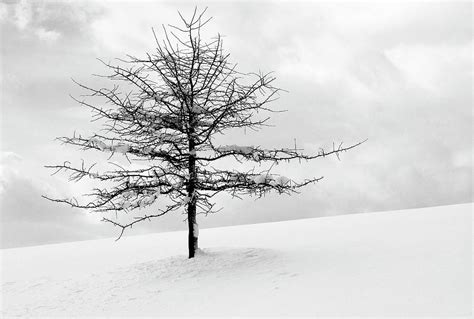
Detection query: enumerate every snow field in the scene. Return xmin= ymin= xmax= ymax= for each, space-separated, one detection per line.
xmin=1 ymin=203 xmax=471 ymax=317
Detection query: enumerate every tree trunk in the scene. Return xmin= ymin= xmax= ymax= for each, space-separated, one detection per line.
xmin=187 ymin=151 xmax=198 ymax=258
xmin=187 ymin=201 xmax=198 ymax=258
xmin=187 ymin=113 xmax=198 ymax=258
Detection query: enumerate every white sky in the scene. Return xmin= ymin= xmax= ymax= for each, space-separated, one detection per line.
xmin=0 ymin=0 xmax=472 ymax=248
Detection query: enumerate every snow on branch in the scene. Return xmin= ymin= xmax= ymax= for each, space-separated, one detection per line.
xmin=197 ymin=139 xmax=366 ymax=163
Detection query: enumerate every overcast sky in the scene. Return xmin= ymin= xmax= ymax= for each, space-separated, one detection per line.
xmin=0 ymin=0 xmax=472 ymax=248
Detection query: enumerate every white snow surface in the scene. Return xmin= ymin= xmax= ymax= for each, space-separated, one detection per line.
xmin=217 ymin=144 xmax=254 ymax=154
xmin=1 ymin=203 xmax=471 ymax=317
xmin=111 ymin=143 xmax=130 ymax=154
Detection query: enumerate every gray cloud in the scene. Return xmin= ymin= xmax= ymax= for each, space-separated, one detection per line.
xmin=0 ymin=152 xmax=113 ymax=248
xmin=0 ymin=1 xmax=472 ymax=247
xmin=1 ymin=0 xmax=103 ymax=40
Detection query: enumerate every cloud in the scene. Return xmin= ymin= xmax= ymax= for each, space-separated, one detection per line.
xmin=1 ymin=0 xmax=106 ymax=115
xmin=192 ymin=1 xmax=472 ymax=224
xmin=13 ymin=0 xmax=31 ymax=30
xmin=0 ymin=151 xmax=111 ymax=248
xmin=0 ymin=2 xmax=471 ymax=247
xmin=0 ymin=151 xmax=22 ymax=165
xmin=34 ymin=27 xmax=60 ymax=43
xmin=2 ymin=0 xmax=103 ymax=42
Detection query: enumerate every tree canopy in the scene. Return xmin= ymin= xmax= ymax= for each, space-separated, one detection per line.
xmin=44 ymin=8 xmax=364 ymax=257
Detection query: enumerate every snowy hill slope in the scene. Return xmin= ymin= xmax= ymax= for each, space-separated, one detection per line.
xmin=1 ymin=203 xmax=472 ymax=317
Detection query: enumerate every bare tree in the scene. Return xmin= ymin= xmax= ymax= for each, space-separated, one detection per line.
xmin=44 ymin=8 xmax=364 ymax=258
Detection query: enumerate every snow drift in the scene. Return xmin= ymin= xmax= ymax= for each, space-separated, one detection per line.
xmin=1 ymin=203 xmax=471 ymax=317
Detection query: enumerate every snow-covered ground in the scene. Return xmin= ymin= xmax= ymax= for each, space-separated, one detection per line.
xmin=1 ymin=203 xmax=472 ymax=317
